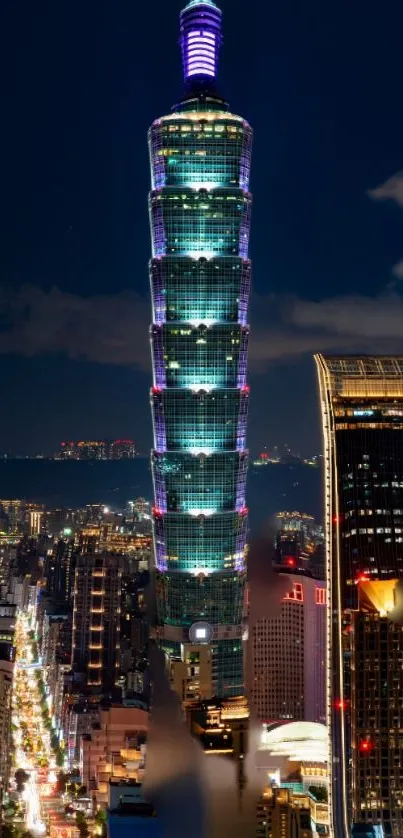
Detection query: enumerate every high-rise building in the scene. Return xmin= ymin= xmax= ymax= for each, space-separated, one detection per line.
xmin=45 ymin=537 xmax=77 ymax=604
xmin=315 ymin=355 xmax=403 ymax=838
xmin=24 ymin=503 xmax=45 ymax=536
xmin=72 ymin=553 xmax=122 ymax=691
xmin=250 ymin=571 xmax=326 ymax=723
xmin=148 ymin=0 xmax=252 ymax=702
xmin=0 ymin=500 xmax=24 ymax=534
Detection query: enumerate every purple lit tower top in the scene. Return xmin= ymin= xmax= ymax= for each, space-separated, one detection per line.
xmin=180 ymin=0 xmax=222 ymax=82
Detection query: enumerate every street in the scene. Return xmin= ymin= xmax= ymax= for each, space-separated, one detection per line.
xmin=10 ymin=611 xmax=73 ymax=838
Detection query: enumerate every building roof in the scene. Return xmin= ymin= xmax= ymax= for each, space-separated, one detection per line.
xmin=259 ymin=721 xmax=328 ymax=764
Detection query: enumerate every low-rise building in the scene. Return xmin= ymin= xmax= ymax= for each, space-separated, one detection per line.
xmin=80 ymin=705 xmax=148 ymax=808
xmin=257 ymin=786 xmax=329 ymax=837
xmin=107 ymin=779 xmax=160 ymax=837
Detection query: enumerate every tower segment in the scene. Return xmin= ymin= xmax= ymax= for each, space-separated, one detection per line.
xmin=148 ymin=0 xmax=252 ymax=701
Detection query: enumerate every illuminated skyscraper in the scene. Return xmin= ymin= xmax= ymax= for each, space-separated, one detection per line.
xmin=316 ymin=355 xmax=403 ymax=838
xmin=148 ymin=0 xmax=252 ymax=701
xmin=72 ymin=553 xmax=121 ymax=692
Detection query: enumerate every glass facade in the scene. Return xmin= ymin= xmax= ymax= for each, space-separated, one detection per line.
xmin=316 ymin=355 xmax=403 ymax=838
xmin=148 ymin=0 xmax=251 ymax=699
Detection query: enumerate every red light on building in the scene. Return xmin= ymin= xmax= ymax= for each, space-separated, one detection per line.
xmin=356 ymin=572 xmax=369 ymax=584
xmin=359 ymin=739 xmax=373 ymax=754
xmin=332 ymin=514 xmax=343 ymax=525
xmin=152 ymin=386 xmax=161 ymax=394
xmin=335 ymin=699 xmax=347 ymax=711
xmin=285 ymin=556 xmax=296 ymax=567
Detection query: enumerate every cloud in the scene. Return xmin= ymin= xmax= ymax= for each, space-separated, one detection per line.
xmin=392 ymin=259 xmax=403 ymax=280
xmin=0 ymin=284 xmax=403 ymax=373
xmin=249 ymin=291 xmax=403 ymax=366
xmin=368 ymin=170 xmax=403 ymax=208
xmin=0 ymin=284 xmax=150 ymax=369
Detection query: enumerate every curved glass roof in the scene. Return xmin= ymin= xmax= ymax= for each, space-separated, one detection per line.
xmin=259 ymin=721 xmax=328 ymax=764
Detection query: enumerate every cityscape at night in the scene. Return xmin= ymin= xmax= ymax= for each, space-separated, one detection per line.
xmin=1 ymin=0 xmax=403 ymax=836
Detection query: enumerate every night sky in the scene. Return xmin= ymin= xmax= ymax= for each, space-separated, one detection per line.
xmin=1 ymin=0 xmax=403 ymax=456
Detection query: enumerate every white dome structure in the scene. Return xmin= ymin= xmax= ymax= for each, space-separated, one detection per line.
xmin=259 ymin=721 xmax=328 ymax=765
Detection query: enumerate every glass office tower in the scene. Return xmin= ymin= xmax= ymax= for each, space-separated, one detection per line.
xmin=315 ymin=355 xmax=403 ymax=838
xmin=148 ymin=0 xmax=252 ymax=702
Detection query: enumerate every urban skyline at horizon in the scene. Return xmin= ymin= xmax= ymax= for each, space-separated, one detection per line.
xmin=0 ymin=0 xmax=403 ymax=835
xmin=1 ymin=0 xmax=403 ymax=457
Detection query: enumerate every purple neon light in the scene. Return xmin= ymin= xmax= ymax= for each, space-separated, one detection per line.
xmin=238 ymin=262 xmax=251 ymax=326
xmin=152 ymin=148 xmax=166 ymax=191
xmin=235 ymin=516 xmax=247 ymax=571
xmin=151 ymin=261 xmax=166 ymax=325
xmin=151 ymin=327 xmax=166 ymax=389
xmin=150 ymin=198 xmax=166 ymax=257
xmin=153 ymin=471 xmax=168 ymax=513
xmin=236 ymin=329 xmax=249 ymax=388
xmin=239 ymin=130 xmax=252 ymax=192
xmin=152 ymin=395 xmax=167 ymax=452
xmin=238 ymin=202 xmax=251 ymax=259
xmin=236 ymin=392 xmax=249 ymax=451
xmin=154 ymin=537 xmax=168 ymax=573
xmin=180 ymin=1 xmax=222 ymax=82
xmin=186 ymin=30 xmax=216 ymax=78
xmin=235 ymin=455 xmax=248 ymax=512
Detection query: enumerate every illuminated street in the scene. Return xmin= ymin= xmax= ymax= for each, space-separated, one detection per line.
xmin=11 ymin=610 xmax=67 ymax=837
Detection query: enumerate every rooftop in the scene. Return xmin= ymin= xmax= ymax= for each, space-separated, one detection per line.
xmin=259 ymin=721 xmax=328 ymax=765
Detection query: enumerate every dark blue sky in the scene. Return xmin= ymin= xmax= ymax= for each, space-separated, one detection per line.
xmin=1 ymin=0 xmax=403 ymax=455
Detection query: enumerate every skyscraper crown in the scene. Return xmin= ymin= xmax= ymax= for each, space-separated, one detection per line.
xmin=180 ymin=0 xmax=222 ymax=84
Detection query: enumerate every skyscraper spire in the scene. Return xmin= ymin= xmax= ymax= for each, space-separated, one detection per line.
xmin=180 ymin=0 xmax=222 ymax=84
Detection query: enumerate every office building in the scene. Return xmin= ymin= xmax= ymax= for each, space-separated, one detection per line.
xmin=45 ymin=537 xmax=77 ymax=604
xmin=148 ymin=0 xmax=252 ymax=701
xmin=250 ymin=571 xmax=326 ymax=723
xmin=24 ymin=503 xmax=45 ymax=536
xmin=257 ymin=786 xmax=329 ymax=838
xmin=72 ymin=553 xmax=122 ymax=691
xmin=0 ymin=500 xmax=25 ymax=534
xmin=315 ymin=355 xmax=403 ymax=837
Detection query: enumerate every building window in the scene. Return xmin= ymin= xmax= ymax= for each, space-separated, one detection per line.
xmin=316 ymin=587 xmax=327 ymax=606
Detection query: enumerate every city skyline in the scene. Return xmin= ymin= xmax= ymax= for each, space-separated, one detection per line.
xmin=2 ymin=0 xmax=403 ymax=834
xmin=1 ymin=0 xmax=403 ymax=456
